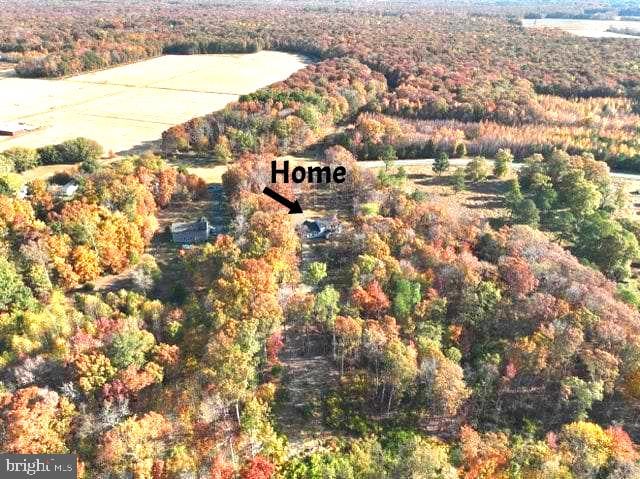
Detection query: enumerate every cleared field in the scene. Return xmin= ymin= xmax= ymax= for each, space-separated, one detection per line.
xmin=0 ymin=51 xmax=308 ymax=153
xmin=522 ymin=18 xmax=640 ymax=38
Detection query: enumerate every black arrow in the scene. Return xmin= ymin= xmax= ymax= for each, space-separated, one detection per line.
xmin=262 ymin=187 xmax=303 ymax=214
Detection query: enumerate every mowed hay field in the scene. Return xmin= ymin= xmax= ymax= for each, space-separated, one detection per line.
xmin=521 ymin=18 xmax=640 ymax=38
xmin=0 ymin=51 xmax=308 ymax=153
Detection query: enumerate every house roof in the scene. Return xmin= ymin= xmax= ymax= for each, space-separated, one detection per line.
xmin=171 ymin=217 xmax=209 ymax=234
xmin=278 ymin=108 xmax=295 ymax=118
xmin=47 ymin=181 xmax=79 ymax=197
xmin=302 ymin=220 xmax=325 ymax=233
xmin=0 ymin=121 xmax=37 ymax=134
xmin=17 ymin=185 xmax=28 ymax=199
xmin=61 ymin=183 xmax=79 ymax=198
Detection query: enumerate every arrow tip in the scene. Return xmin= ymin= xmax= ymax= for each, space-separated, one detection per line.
xmin=288 ymin=200 xmax=303 ymax=215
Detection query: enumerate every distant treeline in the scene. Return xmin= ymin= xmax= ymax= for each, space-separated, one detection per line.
xmin=163 ymin=38 xmax=325 ymax=60
xmin=524 ymin=7 xmax=640 ymax=20
xmin=607 ymin=26 xmax=640 ymax=36
xmin=163 ymin=39 xmax=263 ymax=55
xmin=620 ymin=7 xmax=640 ymax=17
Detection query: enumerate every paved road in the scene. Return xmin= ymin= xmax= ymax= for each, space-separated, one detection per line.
xmin=356 ymin=158 xmax=640 ymax=183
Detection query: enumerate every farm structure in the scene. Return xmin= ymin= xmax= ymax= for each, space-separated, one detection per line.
xmin=170 ymin=217 xmax=214 ymax=244
xmin=0 ymin=121 xmax=37 ymax=136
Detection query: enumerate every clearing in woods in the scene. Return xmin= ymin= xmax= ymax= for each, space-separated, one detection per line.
xmin=275 ymin=179 xmax=355 ymax=453
xmin=0 ymin=51 xmax=308 ymax=154
xmin=521 ymin=18 xmax=640 ymax=38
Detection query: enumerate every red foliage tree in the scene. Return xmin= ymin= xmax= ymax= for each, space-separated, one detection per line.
xmin=266 ymin=331 xmax=284 ymax=366
xmin=241 ymin=456 xmax=274 ymax=479
xmin=499 ymin=256 xmax=539 ymax=298
xmin=351 ymin=280 xmax=390 ymax=317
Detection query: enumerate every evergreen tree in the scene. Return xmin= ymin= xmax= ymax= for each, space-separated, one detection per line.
xmin=451 ymin=167 xmax=466 ymax=192
xmin=505 ymin=178 xmax=523 ymax=208
xmin=512 ymin=198 xmax=540 ymax=226
xmin=380 ymin=145 xmax=397 ymax=171
xmin=433 ymin=152 xmax=450 ymax=175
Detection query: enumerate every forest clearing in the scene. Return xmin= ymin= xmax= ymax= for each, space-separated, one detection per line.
xmin=0 ymin=51 xmax=307 ymax=153
xmin=522 ymin=18 xmax=640 ymax=38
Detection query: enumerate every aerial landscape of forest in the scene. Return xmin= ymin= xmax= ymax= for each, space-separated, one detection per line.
xmin=2 ymin=1 xmax=640 ymax=478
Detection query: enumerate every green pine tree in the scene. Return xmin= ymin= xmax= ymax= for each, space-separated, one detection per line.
xmin=433 ymin=152 xmax=450 ymax=175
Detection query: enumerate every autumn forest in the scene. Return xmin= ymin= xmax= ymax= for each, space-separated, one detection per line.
xmin=2 ymin=1 xmax=640 ymax=478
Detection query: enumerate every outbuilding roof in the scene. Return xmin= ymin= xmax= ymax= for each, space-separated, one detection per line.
xmin=0 ymin=122 xmax=37 ymax=134
xmin=170 ymin=217 xmax=209 ymax=234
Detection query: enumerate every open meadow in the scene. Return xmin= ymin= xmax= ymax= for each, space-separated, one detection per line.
xmin=0 ymin=51 xmax=307 ymax=153
xmin=522 ymin=18 xmax=640 ymax=37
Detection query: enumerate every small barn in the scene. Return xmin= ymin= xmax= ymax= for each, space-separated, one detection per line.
xmin=170 ymin=217 xmax=212 ymax=244
xmin=0 ymin=122 xmax=37 ymax=136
